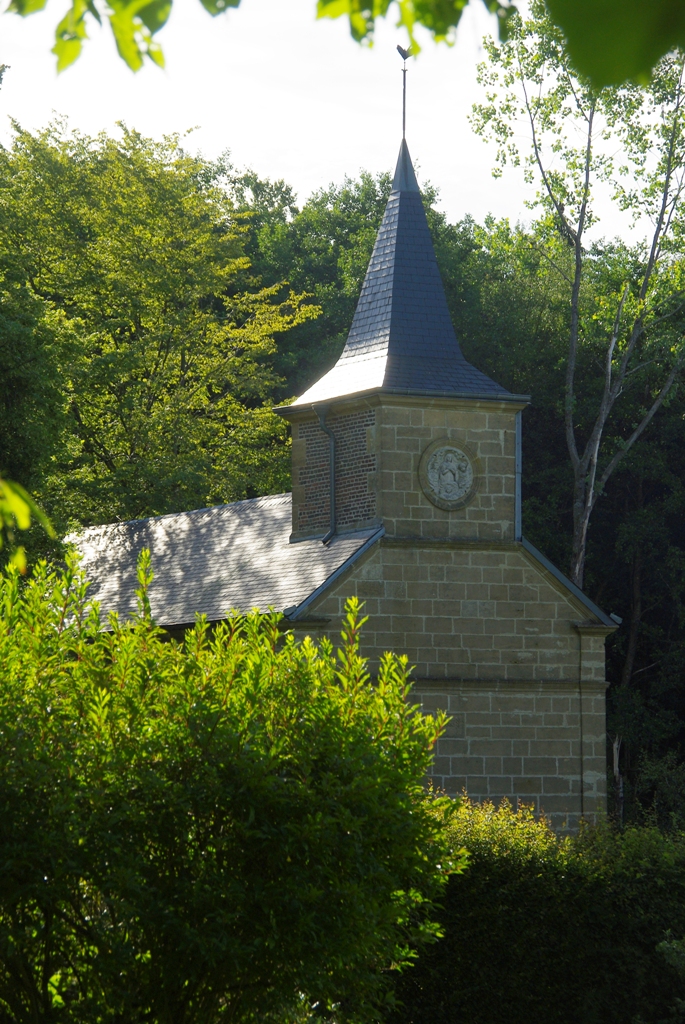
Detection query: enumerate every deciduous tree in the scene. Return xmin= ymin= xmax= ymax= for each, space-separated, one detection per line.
xmin=2 ymin=124 xmax=317 ymax=527
xmin=472 ymin=1 xmax=685 ymax=588
xmin=0 ymin=553 xmax=459 ymax=1022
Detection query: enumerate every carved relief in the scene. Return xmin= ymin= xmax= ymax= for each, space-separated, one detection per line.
xmin=418 ymin=438 xmax=478 ymax=510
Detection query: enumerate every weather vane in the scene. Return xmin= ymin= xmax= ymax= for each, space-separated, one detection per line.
xmin=396 ymin=45 xmax=413 ymax=140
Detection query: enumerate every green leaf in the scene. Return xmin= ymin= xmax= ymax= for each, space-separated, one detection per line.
xmin=6 ymin=0 xmax=49 ymax=14
xmin=137 ymin=0 xmax=172 ymax=33
xmin=0 ymin=481 xmax=32 ymax=530
xmin=546 ymin=0 xmax=685 ymax=88
xmin=52 ymin=33 xmax=84 ymax=72
xmin=197 ymin=0 xmax=241 ymax=16
xmin=108 ymin=7 xmax=145 ymax=70
xmin=51 ymin=0 xmax=101 ymax=73
xmin=0 ymin=478 xmax=54 ymax=537
xmin=316 ymin=0 xmax=351 ymax=15
xmin=9 ymin=546 xmax=27 ymax=572
xmin=147 ymin=37 xmax=165 ymax=66
xmin=0 ymin=478 xmax=54 ymax=571
xmin=106 ymin=0 xmax=172 ymax=70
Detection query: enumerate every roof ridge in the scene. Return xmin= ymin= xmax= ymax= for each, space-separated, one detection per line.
xmin=72 ymin=492 xmax=293 ymax=538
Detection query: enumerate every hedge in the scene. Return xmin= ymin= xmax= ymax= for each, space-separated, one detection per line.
xmin=392 ymin=799 xmax=685 ymax=1024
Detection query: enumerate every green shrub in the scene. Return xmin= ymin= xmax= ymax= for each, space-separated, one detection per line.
xmin=392 ymin=799 xmax=685 ymax=1024
xmin=0 ymin=553 xmax=458 ymax=1024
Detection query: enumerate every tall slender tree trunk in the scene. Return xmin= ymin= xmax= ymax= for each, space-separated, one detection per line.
xmin=571 ymin=479 xmax=593 ymax=590
xmin=612 ymin=479 xmax=645 ymax=825
xmin=621 ymin=548 xmax=643 ymax=687
xmin=612 ymin=734 xmax=624 ymax=827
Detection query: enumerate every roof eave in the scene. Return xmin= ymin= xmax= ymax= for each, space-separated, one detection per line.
xmin=275 ymin=386 xmax=531 ymax=418
xmin=283 ymin=526 xmax=385 ymax=620
xmin=521 ymin=537 xmax=617 ymax=629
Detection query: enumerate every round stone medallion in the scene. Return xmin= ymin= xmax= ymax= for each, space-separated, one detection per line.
xmin=418 ymin=439 xmax=478 ymax=511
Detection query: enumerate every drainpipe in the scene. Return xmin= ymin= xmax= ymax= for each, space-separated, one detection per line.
xmin=579 ymin=671 xmax=585 ymax=821
xmin=515 ymin=410 xmax=522 ymax=541
xmin=315 ymin=405 xmax=336 ymax=545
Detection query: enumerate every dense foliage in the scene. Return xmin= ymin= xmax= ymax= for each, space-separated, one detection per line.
xmin=391 ymin=799 xmax=685 ymax=1024
xmin=0 ymin=124 xmax=316 ymax=532
xmin=0 ymin=555 xmax=456 ymax=1022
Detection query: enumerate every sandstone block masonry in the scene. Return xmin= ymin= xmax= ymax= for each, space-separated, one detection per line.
xmin=415 ymin=681 xmax=606 ymax=833
xmin=284 ymin=392 xmax=614 ymax=831
xmin=288 ymin=393 xmax=523 ymax=543
xmin=376 ymin=397 xmax=519 ymax=542
xmin=293 ymin=540 xmax=612 ymax=832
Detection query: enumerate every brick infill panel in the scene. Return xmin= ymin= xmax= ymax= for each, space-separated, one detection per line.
xmin=296 ymin=409 xmax=376 ymax=533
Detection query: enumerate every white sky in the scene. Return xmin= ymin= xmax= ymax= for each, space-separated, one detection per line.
xmin=0 ymin=0 xmax=540 ymax=223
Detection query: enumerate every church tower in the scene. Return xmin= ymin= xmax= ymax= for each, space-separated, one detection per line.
xmin=280 ymin=141 xmax=526 ymax=547
xmin=277 ymin=139 xmax=616 ymax=831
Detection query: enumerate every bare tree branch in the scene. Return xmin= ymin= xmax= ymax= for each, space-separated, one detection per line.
xmin=594 ymin=347 xmax=685 ymax=502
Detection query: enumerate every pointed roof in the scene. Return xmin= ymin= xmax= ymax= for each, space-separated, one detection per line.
xmin=392 ymin=138 xmax=419 ymax=193
xmin=287 ymin=141 xmax=517 ymax=409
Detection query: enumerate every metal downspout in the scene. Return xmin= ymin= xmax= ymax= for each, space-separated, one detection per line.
xmin=315 ymin=406 xmax=336 ymax=545
xmin=515 ymin=410 xmax=522 ymax=541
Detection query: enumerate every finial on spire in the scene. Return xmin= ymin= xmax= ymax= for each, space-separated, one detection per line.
xmin=396 ymin=44 xmax=413 ymax=140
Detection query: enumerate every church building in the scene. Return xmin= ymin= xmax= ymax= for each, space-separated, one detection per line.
xmin=76 ymin=139 xmax=616 ymax=831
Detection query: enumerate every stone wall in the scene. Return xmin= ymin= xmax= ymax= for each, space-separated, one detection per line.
xmin=415 ymin=680 xmax=607 ymax=832
xmin=311 ymin=540 xmax=590 ymax=681
xmin=377 ymin=397 xmax=523 ymax=542
xmin=296 ymin=537 xmax=612 ymax=830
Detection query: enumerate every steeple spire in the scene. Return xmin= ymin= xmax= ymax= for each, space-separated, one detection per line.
xmin=392 ymin=139 xmax=419 ymax=193
xmin=291 ymin=138 xmax=510 ymax=407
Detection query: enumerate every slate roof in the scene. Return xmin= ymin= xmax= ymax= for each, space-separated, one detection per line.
xmin=289 ymin=140 xmax=515 ymax=408
xmin=71 ymin=493 xmax=382 ymax=627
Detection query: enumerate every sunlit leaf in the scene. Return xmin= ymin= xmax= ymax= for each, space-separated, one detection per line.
xmin=50 ymin=0 xmax=102 ymax=72
xmin=52 ymin=33 xmax=84 ymax=72
xmin=6 ymin=0 xmax=49 ymax=14
xmin=8 ymin=546 xmax=27 ymax=572
xmin=108 ymin=8 xmax=145 ymax=70
xmin=0 ymin=478 xmax=54 ymax=572
xmin=147 ymin=37 xmax=165 ymax=66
